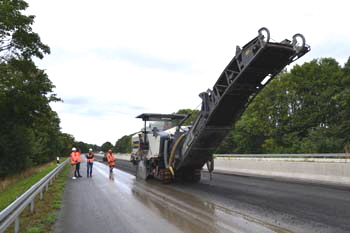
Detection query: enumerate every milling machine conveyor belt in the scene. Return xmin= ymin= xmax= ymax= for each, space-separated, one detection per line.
xmin=177 ymin=28 xmax=310 ymax=171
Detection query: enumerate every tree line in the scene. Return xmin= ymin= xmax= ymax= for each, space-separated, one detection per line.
xmin=101 ymin=135 xmax=133 ymax=154
xmin=111 ymin=57 xmax=350 ymax=154
xmin=218 ymin=57 xmax=350 ymax=154
xmin=0 ymin=0 xmax=75 ymax=177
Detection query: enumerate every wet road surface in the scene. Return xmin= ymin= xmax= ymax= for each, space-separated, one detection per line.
xmin=117 ymin=159 xmax=350 ymax=233
xmin=55 ymin=159 xmax=350 ymax=233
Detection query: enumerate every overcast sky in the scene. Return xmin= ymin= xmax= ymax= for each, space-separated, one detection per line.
xmin=25 ymin=0 xmax=350 ymax=146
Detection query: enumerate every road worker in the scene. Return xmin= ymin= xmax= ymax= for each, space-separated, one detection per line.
xmin=86 ymin=148 xmax=94 ymax=177
xmin=70 ymin=148 xmax=78 ymax=179
xmin=107 ymin=149 xmax=115 ymax=179
xmin=74 ymin=148 xmax=82 ymax=178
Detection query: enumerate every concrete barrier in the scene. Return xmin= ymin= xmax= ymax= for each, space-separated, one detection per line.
xmin=110 ymin=153 xmax=350 ymax=187
xmin=214 ymin=157 xmax=350 ymax=187
xmin=94 ymin=153 xmax=130 ymax=161
xmin=115 ymin=154 xmax=131 ymax=161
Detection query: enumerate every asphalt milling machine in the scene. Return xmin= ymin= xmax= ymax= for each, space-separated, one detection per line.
xmin=131 ymin=27 xmax=310 ymax=184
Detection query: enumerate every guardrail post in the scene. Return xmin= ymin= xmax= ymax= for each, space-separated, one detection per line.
xmin=14 ymin=216 xmax=20 ymax=233
xmin=30 ymin=199 xmax=35 ymax=213
xmin=40 ymin=190 xmax=43 ymax=200
xmin=45 ymin=183 xmax=48 ymax=192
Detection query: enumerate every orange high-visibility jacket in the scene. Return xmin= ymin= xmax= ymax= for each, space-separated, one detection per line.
xmin=107 ymin=153 xmax=115 ymax=167
xmin=70 ymin=152 xmax=79 ymax=165
xmin=86 ymin=153 xmax=94 ymax=163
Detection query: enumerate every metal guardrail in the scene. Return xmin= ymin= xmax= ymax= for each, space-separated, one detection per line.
xmin=0 ymin=159 xmax=69 ymax=233
xmin=214 ymin=153 xmax=350 ymax=158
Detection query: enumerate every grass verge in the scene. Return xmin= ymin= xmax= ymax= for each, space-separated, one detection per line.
xmin=5 ymin=163 xmax=70 ymax=233
xmin=0 ymin=161 xmax=63 ymax=212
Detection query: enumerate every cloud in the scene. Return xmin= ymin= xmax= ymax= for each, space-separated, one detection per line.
xmin=92 ymin=48 xmax=194 ymax=73
xmin=60 ymin=96 xmax=147 ymax=118
xmin=25 ymin=0 xmax=350 ymax=145
xmin=64 ymin=97 xmax=88 ymax=106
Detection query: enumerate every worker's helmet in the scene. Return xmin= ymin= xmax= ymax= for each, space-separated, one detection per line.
xmin=89 ymin=148 xmax=93 ymax=152
xmin=72 ymin=147 xmax=77 ymax=151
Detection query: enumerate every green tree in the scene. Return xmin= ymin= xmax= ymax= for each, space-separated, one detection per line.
xmin=343 ymin=57 xmax=350 ymax=74
xmin=101 ymin=141 xmax=113 ymax=152
xmin=114 ymin=135 xmax=132 ymax=153
xmin=225 ymin=58 xmax=349 ymax=153
xmin=0 ymin=60 xmax=61 ymax=175
xmin=72 ymin=141 xmax=100 ymax=153
xmin=0 ymin=0 xmax=50 ymax=61
xmin=75 ymin=141 xmax=89 ymax=153
xmin=59 ymin=133 xmax=75 ymax=156
xmin=0 ymin=0 xmax=73 ymax=176
xmin=175 ymin=109 xmax=199 ymax=125
xmin=332 ymin=56 xmax=350 ymax=147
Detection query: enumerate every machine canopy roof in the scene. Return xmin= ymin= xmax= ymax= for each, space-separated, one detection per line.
xmin=136 ymin=113 xmax=188 ymax=121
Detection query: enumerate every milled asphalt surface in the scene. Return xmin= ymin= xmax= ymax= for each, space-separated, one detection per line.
xmin=179 ymin=171 xmax=350 ymax=233
xmin=55 ymin=158 xmax=350 ymax=233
